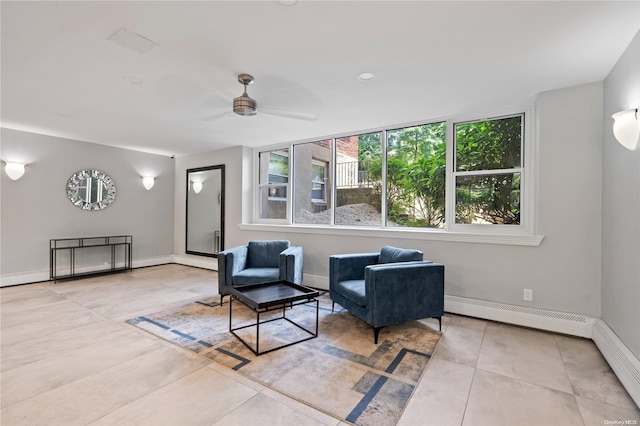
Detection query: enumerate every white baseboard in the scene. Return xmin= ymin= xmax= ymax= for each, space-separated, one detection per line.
xmin=301 ymin=277 xmax=594 ymax=338
xmin=0 ymin=270 xmax=49 ymax=287
xmin=133 ymin=256 xmax=173 ymax=269
xmin=445 ymin=295 xmax=594 ymax=338
xmin=591 ymin=319 xmax=640 ymax=407
xmin=302 ymin=273 xmax=329 ymax=290
xmin=172 ymin=255 xmax=218 ymax=271
xmin=0 ymin=256 xmax=174 ymax=287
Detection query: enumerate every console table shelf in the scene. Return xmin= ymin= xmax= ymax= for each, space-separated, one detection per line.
xmin=50 ymin=236 xmax=132 ymax=281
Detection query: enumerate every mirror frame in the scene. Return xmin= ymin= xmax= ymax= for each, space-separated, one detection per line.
xmin=185 ymin=164 xmax=225 ymax=258
xmin=66 ymin=169 xmax=117 ymax=211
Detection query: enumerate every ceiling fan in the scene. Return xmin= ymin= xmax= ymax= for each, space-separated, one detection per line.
xmin=233 ymin=73 xmax=257 ymax=116
xmin=227 ymin=73 xmax=318 ymax=121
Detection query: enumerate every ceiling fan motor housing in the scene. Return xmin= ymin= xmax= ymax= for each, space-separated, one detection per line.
xmin=233 ymin=94 xmax=257 ymax=116
xmin=233 ymin=73 xmax=257 ymax=116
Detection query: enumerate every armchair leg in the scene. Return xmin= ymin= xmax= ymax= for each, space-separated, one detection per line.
xmin=331 ymin=301 xmax=335 ymax=313
xmin=220 ymin=294 xmax=227 ymax=306
xmin=437 ymin=316 xmax=442 ymax=331
xmin=373 ymin=326 xmax=384 ymax=344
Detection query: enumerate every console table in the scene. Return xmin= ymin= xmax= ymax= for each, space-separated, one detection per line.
xmin=50 ymin=236 xmax=132 ymax=281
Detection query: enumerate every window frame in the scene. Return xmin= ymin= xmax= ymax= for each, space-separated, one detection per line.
xmin=445 ymin=106 xmax=537 ymax=235
xmin=445 ymin=108 xmax=534 ymax=235
xmin=266 ymin=151 xmax=289 ymax=201
xmin=310 ymin=160 xmax=328 ymax=204
xmin=256 ymin=149 xmax=291 ymax=223
xmin=251 ymin=105 xmax=539 ymax=244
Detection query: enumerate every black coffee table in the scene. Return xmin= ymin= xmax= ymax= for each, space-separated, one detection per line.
xmin=229 ymin=281 xmax=320 ymax=355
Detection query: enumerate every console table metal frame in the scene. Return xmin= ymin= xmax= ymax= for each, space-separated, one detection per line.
xmin=50 ymin=236 xmax=132 ymax=281
xmin=229 ymin=281 xmax=319 ymax=356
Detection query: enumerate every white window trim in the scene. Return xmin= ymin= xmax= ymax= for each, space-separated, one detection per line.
xmin=240 ymin=222 xmax=543 ymax=246
xmin=446 ymin=107 xmax=534 ymax=235
xmin=251 ymin=104 xmax=542 ymax=245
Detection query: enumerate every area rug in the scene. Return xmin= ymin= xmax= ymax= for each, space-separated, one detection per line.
xmin=126 ymin=293 xmax=441 ymax=426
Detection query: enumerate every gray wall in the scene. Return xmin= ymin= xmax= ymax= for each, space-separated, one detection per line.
xmin=0 ymin=128 xmax=175 ymax=283
xmin=602 ymin=31 xmax=640 ymax=359
xmin=207 ymin=82 xmax=604 ymax=318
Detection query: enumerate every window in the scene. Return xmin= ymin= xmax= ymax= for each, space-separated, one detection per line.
xmin=255 ymin=110 xmax=532 ymax=236
xmin=293 ymin=140 xmax=332 ymax=225
xmin=311 ymin=162 xmax=327 ymax=202
xmin=453 ymin=115 xmax=523 ymax=225
xmin=258 ymin=149 xmax=289 ymax=220
xmin=335 ymin=132 xmax=382 ymax=226
xmin=386 ymin=122 xmax=446 ymax=228
xmin=267 ymin=151 xmax=288 ymax=200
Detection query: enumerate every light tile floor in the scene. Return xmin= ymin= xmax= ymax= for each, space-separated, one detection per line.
xmin=1 ymin=264 xmax=638 ymax=426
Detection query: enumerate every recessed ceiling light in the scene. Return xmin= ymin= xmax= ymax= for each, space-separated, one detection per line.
xmin=358 ymin=72 xmax=376 ymax=81
xmin=278 ymin=0 xmax=298 ymax=6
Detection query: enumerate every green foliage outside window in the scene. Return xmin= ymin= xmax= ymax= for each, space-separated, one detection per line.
xmin=260 ymin=114 xmax=524 ymax=227
xmin=358 ymin=116 xmax=522 ymax=227
xmin=455 ymin=116 xmax=522 ymax=225
xmin=456 ymin=116 xmax=521 ymax=172
xmin=385 ymin=123 xmax=447 ymax=228
xmin=268 ymin=152 xmax=289 ymax=181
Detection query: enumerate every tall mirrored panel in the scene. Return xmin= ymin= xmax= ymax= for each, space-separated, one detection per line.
xmin=186 ymin=165 xmax=225 ymax=257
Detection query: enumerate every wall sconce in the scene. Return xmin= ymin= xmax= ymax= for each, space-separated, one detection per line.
xmin=192 ymin=181 xmax=203 ymax=194
xmin=142 ymin=176 xmax=155 ymax=190
xmin=4 ymin=162 xmax=26 ymax=180
xmin=612 ymin=108 xmax=640 ymax=151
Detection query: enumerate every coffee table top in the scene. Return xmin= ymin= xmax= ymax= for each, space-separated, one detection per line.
xmin=230 ymin=281 xmax=320 ymax=309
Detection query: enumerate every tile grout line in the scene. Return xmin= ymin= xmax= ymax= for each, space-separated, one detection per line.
xmin=458 ymin=319 xmax=488 ymax=426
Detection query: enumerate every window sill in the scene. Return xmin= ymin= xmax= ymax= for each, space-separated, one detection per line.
xmin=239 ymin=223 xmax=544 ymax=247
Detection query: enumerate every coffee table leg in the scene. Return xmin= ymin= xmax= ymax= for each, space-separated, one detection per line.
xmin=256 ymin=309 xmax=260 ymax=355
xmin=229 ymin=295 xmax=233 ymax=331
xmin=315 ymin=298 xmax=319 ymax=336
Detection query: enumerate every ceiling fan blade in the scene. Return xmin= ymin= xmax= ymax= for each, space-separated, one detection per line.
xmin=259 ymin=106 xmax=318 ymax=122
xmin=200 ymin=110 xmax=236 ymax=121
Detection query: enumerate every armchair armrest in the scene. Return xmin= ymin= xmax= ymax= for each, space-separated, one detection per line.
xmin=280 ymin=246 xmax=304 ymax=284
xmin=330 ymin=253 xmax=380 ymax=284
xmin=218 ymin=245 xmax=248 ymax=286
xmin=364 ymin=261 xmax=444 ymax=327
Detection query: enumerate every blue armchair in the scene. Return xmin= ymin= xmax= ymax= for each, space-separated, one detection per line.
xmin=218 ymin=240 xmax=303 ymax=304
xmin=329 ymin=246 xmax=444 ymax=343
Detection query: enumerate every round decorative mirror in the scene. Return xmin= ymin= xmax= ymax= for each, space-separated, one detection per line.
xmin=66 ymin=169 xmax=116 ymax=210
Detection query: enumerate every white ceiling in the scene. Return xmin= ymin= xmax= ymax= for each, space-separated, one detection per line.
xmin=2 ymin=1 xmax=639 ymax=157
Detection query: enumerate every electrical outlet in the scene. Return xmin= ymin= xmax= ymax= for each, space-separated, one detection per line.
xmin=523 ymin=288 xmax=533 ymax=302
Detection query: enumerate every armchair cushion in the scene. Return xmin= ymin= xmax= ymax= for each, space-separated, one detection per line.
xmin=378 ymin=246 xmax=423 ymax=264
xmin=333 ymin=279 xmax=366 ymax=307
xmin=233 ymin=267 xmax=281 ymax=285
xmin=247 ymin=240 xmax=290 ymax=268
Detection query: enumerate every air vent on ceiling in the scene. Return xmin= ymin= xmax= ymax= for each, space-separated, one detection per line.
xmin=107 ymin=27 xmax=158 ymax=54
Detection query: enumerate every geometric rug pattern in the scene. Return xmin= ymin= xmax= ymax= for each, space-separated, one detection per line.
xmin=127 ymin=293 xmax=441 ymax=426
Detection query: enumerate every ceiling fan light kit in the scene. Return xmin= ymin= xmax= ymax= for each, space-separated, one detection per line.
xmin=233 ymin=74 xmax=257 ymax=116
